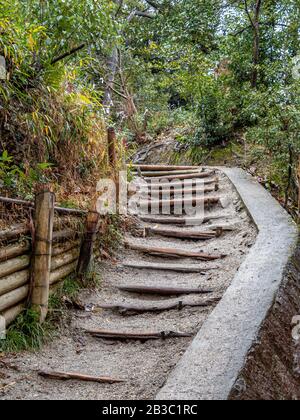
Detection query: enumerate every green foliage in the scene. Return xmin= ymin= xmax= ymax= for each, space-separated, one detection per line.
xmin=0 ymin=308 xmax=56 ymax=352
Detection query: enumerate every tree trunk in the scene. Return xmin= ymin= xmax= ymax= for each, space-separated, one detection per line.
xmin=103 ymin=48 xmax=118 ymax=115
xmin=251 ymin=0 xmax=263 ymax=88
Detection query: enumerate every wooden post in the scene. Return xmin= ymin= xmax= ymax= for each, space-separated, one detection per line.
xmin=297 ymin=156 xmax=300 ymax=223
xmin=76 ymin=200 xmax=100 ymax=279
xmin=107 ymin=127 xmax=117 ymax=168
xmin=31 ymin=190 xmax=55 ymax=323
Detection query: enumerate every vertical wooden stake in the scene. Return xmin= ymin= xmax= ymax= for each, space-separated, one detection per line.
xmin=31 ymin=190 xmax=55 ymax=323
xmin=77 ymin=200 xmax=100 ymax=279
xmin=297 ymin=156 xmax=300 ymax=224
xmin=108 ymin=127 xmax=117 ymax=168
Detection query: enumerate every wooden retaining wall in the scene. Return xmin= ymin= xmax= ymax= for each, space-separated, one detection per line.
xmin=0 ymin=207 xmax=92 ymax=327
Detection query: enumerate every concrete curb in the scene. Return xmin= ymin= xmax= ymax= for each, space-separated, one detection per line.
xmin=156 ymin=168 xmax=299 ymax=400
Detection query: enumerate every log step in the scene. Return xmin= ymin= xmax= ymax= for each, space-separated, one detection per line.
xmin=129 ymin=164 xmax=200 ymax=171
xmin=118 ymin=285 xmax=214 ymax=296
xmin=121 ymin=262 xmax=215 ymax=273
xmin=140 ymin=196 xmax=221 ymax=210
xmin=140 ymin=214 xmax=231 ymax=225
xmin=125 ymin=241 xmax=226 ymax=261
xmin=146 ymin=171 xmax=216 ymax=182
xmin=138 ymin=169 xmax=203 ymax=177
xmin=97 ymin=298 xmax=220 ymax=315
xmin=148 ymin=177 xmax=219 ymax=189
xmin=145 ymin=227 xmax=223 ymax=240
xmin=142 ymin=186 xmax=218 ymax=197
xmin=86 ymin=329 xmax=192 ymax=340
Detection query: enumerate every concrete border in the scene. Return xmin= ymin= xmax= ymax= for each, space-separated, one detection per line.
xmin=156 ymin=168 xmax=299 ymax=400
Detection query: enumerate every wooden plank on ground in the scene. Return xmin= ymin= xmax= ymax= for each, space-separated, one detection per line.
xmin=86 ymin=329 xmax=192 ymax=340
xmin=125 ymin=241 xmax=226 ymax=261
xmin=118 ymin=285 xmax=213 ymax=295
xmin=121 ymin=262 xmax=215 ymax=273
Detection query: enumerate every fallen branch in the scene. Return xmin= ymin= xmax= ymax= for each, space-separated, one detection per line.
xmin=86 ymin=329 xmax=192 ymax=340
xmin=125 ymin=242 xmax=226 ymax=261
xmin=38 ymin=370 xmax=124 ymax=384
xmin=118 ymin=285 xmax=214 ymax=295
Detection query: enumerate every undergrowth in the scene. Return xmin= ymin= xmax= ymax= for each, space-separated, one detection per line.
xmin=0 ymin=272 xmax=100 ymax=353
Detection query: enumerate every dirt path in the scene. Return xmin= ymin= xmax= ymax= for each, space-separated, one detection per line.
xmin=0 ymin=167 xmax=257 ymax=400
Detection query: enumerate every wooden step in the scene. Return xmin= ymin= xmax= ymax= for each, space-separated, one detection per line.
xmin=146 ymin=171 xmax=216 ymax=182
xmin=143 ymin=186 xmax=218 ymax=197
xmin=129 ymin=164 xmax=200 ymax=172
xmin=147 ymin=177 xmax=219 ymax=189
xmin=118 ymin=285 xmax=214 ymax=295
xmin=140 ymin=213 xmax=231 ymax=225
xmin=140 ymin=196 xmax=220 ymax=210
xmin=125 ymin=241 xmax=227 ymax=261
xmin=97 ymin=297 xmax=221 ymax=315
xmin=139 ymin=169 xmax=203 ymax=177
xmin=121 ymin=262 xmax=215 ymax=273
xmin=86 ymin=329 xmax=192 ymax=340
xmin=145 ymin=227 xmax=222 ymax=240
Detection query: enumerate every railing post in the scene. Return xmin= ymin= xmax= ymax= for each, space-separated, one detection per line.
xmin=76 ymin=200 xmax=100 ymax=280
xmin=31 ymin=190 xmax=55 ymax=323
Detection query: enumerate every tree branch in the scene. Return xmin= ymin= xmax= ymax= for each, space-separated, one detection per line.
xmin=134 ymin=10 xmax=155 ymax=19
xmin=51 ymin=44 xmax=86 ymax=65
xmin=243 ymin=0 xmax=255 ymax=28
xmin=144 ymin=0 xmax=161 ymax=10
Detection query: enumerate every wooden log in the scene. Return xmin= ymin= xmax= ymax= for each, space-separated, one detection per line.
xmin=129 ymin=164 xmax=200 ymax=171
xmin=0 ymin=223 xmax=30 ymax=242
xmin=51 ymin=248 xmax=80 ymax=271
xmin=52 ymin=240 xmax=81 ymax=257
xmin=140 ymin=213 xmax=231 ymax=225
xmin=144 ymin=186 xmax=217 ymax=197
xmin=49 ymin=262 xmax=77 ymax=286
xmin=121 ymin=262 xmax=215 ymax=273
xmin=0 ymin=270 xmax=30 ymax=296
xmin=97 ymin=298 xmax=220 ymax=315
xmin=38 ymin=370 xmax=124 ymax=384
xmin=125 ymin=242 xmax=226 ymax=261
xmin=0 ymin=285 xmax=29 ymax=312
xmin=0 ymin=255 xmax=30 ymax=279
xmin=146 ymin=171 xmax=215 ymax=182
xmin=118 ymin=285 xmax=213 ymax=296
xmin=0 ymin=242 xmax=30 ymax=263
xmin=147 ymin=177 xmax=219 ymax=189
xmin=77 ymin=202 xmax=100 ymax=277
xmin=31 ymin=191 xmax=55 ymax=323
xmin=53 ymin=229 xmax=80 ymax=242
xmin=86 ymin=329 xmax=192 ymax=340
xmin=140 ymin=196 xmax=220 ymax=210
xmin=145 ymin=227 xmax=222 ymax=240
xmin=139 ymin=170 xmax=203 ymax=177
xmin=0 ymin=196 xmax=86 ymax=216
xmin=1 ymin=303 xmax=25 ymax=326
